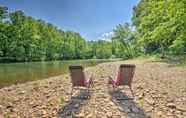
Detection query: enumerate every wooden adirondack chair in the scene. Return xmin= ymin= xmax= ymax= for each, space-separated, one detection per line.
xmin=109 ymin=64 xmax=136 ymax=97
xmin=69 ymin=65 xmax=93 ymax=98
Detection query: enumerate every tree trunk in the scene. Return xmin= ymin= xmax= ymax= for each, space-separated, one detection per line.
xmin=160 ymin=44 xmax=165 ymax=59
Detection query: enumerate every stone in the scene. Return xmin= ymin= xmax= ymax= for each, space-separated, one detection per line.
xmin=139 ymin=92 xmax=145 ymax=99
xmin=74 ymin=103 xmax=80 ymax=108
xmin=29 ymin=101 xmax=34 ymax=105
xmin=19 ymin=90 xmax=26 ymax=94
xmin=118 ymin=107 xmax=125 ymax=112
xmin=167 ymin=103 xmax=176 ymax=109
xmin=167 ymin=99 xmax=174 ymax=103
xmin=75 ymin=113 xmax=84 ymax=118
xmin=121 ymin=116 xmax=126 ymax=118
xmin=176 ymin=106 xmax=186 ymax=112
xmin=49 ymin=81 xmax=53 ymax=84
xmin=137 ymin=86 xmax=143 ymax=90
xmin=108 ymin=101 xmax=115 ymax=106
xmin=6 ymin=104 xmax=13 ymax=109
xmin=42 ymin=110 xmax=47 ymax=115
xmin=162 ymin=91 xmax=168 ymax=95
xmin=0 ymin=105 xmax=3 ymax=109
xmin=145 ymin=98 xmax=155 ymax=106
xmin=131 ymin=107 xmax=139 ymax=113
xmin=128 ymin=113 xmax=136 ymax=118
xmin=106 ymin=111 xmax=113 ymax=118
xmin=125 ymin=108 xmax=131 ymax=113
xmin=157 ymin=111 xmax=163 ymax=117
xmin=167 ymin=111 xmax=173 ymax=116
xmin=145 ymin=89 xmax=150 ymax=93
xmin=145 ymin=106 xmax=153 ymax=112
xmin=43 ymin=85 xmax=49 ymax=88
xmin=6 ymin=88 xmax=13 ymax=92
xmin=86 ymin=113 xmax=93 ymax=118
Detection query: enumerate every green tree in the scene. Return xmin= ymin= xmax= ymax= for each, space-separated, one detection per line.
xmin=132 ymin=0 xmax=186 ymax=57
xmin=112 ymin=23 xmax=137 ymax=58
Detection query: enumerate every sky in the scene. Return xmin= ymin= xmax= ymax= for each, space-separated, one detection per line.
xmin=0 ymin=0 xmax=139 ymax=40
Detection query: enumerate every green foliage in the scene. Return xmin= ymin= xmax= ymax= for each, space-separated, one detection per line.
xmin=169 ymin=35 xmax=186 ymax=54
xmin=0 ymin=6 xmax=118 ymax=62
xmin=0 ymin=6 xmax=8 ymax=21
xmin=0 ymin=6 xmax=90 ymax=62
xmin=132 ymin=0 xmax=186 ymax=57
xmin=94 ymin=40 xmax=112 ymax=59
xmin=112 ymin=23 xmax=139 ymax=59
xmin=1 ymin=1 xmax=185 ymax=62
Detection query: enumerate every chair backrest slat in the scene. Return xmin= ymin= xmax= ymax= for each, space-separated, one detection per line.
xmin=117 ymin=64 xmax=135 ymax=86
xmin=69 ymin=65 xmax=85 ymax=86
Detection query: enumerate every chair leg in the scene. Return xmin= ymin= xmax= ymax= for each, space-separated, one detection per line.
xmin=90 ymin=77 xmax=94 ymax=88
xmin=129 ymin=85 xmax=134 ymax=98
xmin=113 ymin=85 xmax=118 ymax=92
xmin=91 ymin=81 xmax=94 ymax=88
xmin=71 ymin=87 xmax=74 ymax=99
xmin=113 ymin=85 xmax=115 ymax=91
xmin=87 ymin=86 xmax=90 ymax=98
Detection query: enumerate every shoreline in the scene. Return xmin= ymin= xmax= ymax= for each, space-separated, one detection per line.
xmin=0 ymin=58 xmax=122 ymax=64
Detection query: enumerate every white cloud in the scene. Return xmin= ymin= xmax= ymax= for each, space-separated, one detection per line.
xmin=97 ymin=31 xmax=113 ymax=42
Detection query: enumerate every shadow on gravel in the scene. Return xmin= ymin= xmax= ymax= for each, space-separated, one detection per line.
xmin=109 ymin=89 xmax=149 ymax=118
xmin=58 ymin=89 xmax=91 ymax=118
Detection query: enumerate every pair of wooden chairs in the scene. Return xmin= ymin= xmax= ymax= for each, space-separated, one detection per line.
xmin=69 ymin=64 xmax=136 ymax=98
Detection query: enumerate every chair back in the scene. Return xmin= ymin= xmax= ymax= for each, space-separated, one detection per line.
xmin=117 ymin=64 xmax=135 ymax=86
xmin=69 ymin=65 xmax=86 ymax=86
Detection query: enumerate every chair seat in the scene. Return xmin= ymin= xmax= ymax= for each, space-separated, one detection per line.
xmin=75 ymin=79 xmax=92 ymax=87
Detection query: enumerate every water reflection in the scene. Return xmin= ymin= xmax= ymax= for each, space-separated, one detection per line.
xmin=0 ymin=60 xmax=105 ymax=88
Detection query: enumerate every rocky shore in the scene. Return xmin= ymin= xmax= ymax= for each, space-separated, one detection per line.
xmin=0 ymin=59 xmax=186 ymax=118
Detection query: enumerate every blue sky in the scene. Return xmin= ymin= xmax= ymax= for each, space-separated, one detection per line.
xmin=0 ymin=0 xmax=139 ymax=40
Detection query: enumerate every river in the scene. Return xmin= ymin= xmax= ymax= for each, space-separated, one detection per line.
xmin=0 ymin=59 xmax=110 ymax=88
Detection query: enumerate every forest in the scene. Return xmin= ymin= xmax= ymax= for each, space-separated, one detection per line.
xmin=0 ymin=0 xmax=186 ymax=62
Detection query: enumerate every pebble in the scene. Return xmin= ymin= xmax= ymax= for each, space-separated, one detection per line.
xmin=145 ymin=98 xmax=155 ymax=106
xmin=6 ymin=105 xmax=13 ymax=109
xmin=19 ymin=90 xmax=26 ymax=94
xmin=176 ymin=105 xmax=186 ymax=112
xmin=156 ymin=110 xmax=165 ymax=117
xmin=42 ymin=110 xmax=47 ymax=115
xmin=137 ymin=86 xmax=143 ymax=90
xmin=0 ymin=105 xmax=3 ymax=109
xmin=118 ymin=107 xmax=125 ymax=112
xmin=128 ymin=113 xmax=136 ymax=118
xmin=75 ymin=113 xmax=84 ymax=118
xmin=87 ymin=113 xmax=93 ymax=118
xmin=131 ymin=107 xmax=139 ymax=113
xmin=139 ymin=92 xmax=145 ymax=99
xmin=167 ymin=103 xmax=176 ymax=109
xmin=74 ymin=103 xmax=80 ymax=108
xmin=145 ymin=106 xmax=153 ymax=112
xmin=106 ymin=112 xmax=113 ymax=118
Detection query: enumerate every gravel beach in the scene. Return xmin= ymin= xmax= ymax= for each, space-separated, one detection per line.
xmin=0 ymin=59 xmax=186 ymax=118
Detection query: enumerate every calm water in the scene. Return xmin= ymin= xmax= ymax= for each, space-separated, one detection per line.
xmin=0 ymin=60 xmax=107 ymax=88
